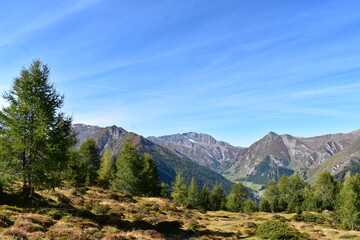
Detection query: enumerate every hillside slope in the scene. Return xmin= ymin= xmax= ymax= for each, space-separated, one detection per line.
xmin=72 ymin=124 xmax=234 ymax=192
xmin=152 ymin=129 xmax=360 ymax=185
xmin=148 ymin=132 xmax=242 ymax=170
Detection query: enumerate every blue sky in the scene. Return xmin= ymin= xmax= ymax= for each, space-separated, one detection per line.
xmin=1 ymin=0 xmax=360 ymax=147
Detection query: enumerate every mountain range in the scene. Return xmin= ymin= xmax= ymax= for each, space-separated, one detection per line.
xmin=148 ymin=129 xmax=360 ymax=185
xmin=73 ymin=123 xmax=360 ymax=188
xmin=72 ymin=124 xmax=234 ymax=192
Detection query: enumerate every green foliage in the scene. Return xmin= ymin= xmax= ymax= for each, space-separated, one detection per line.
xmin=262 ymin=174 xmax=307 ymax=213
xmin=314 ymin=171 xmax=339 ymax=211
xmin=256 ymin=220 xmax=309 ymax=240
xmin=111 ymin=140 xmax=160 ymax=196
xmin=160 ymin=183 xmax=170 ymax=199
xmin=259 ymin=199 xmax=271 ymax=212
xmin=186 ymin=177 xmax=200 ymax=208
xmin=199 ymin=184 xmax=211 ymax=211
xmin=171 ymin=172 xmax=188 ymax=206
xmin=338 ymin=174 xmax=360 ymax=230
xmin=140 ymin=153 xmax=160 ymax=196
xmin=0 ymin=60 xmax=75 ymax=198
xmin=66 ymin=139 xmax=101 ymax=186
xmin=79 ymin=139 xmax=101 ymax=186
xmin=226 ymin=183 xmax=248 ymax=212
xmin=98 ymin=148 xmax=115 ymax=188
xmin=243 ymin=199 xmax=259 ymax=213
xmin=262 ymin=179 xmax=280 ymax=212
xmin=111 ymin=140 xmax=142 ymax=195
xmin=142 ymin=145 xmax=234 ymax=194
xmin=210 ymin=183 xmax=226 ymax=211
xmin=301 ymin=186 xmax=317 ymax=212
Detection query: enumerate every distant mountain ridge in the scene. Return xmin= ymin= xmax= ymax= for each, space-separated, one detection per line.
xmin=150 ymin=129 xmax=360 ymax=185
xmin=72 ymin=124 xmax=234 ymax=192
xmin=148 ymin=132 xmax=242 ymax=170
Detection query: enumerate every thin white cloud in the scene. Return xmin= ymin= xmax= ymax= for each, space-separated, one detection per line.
xmin=77 ymin=83 xmax=182 ymax=99
xmin=0 ymin=0 xmax=103 ymax=46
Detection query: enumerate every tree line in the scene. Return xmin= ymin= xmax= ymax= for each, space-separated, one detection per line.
xmin=260 ymin=171 xmax=360 ymax=230
xmin=171 ymin=172 xmax=257 ymax=212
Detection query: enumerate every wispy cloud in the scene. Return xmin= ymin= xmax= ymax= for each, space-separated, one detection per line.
xmin=77 ymin=83 xmax=182 ymax=99
xmin=0 ymin=0 xmax=103 ymax=46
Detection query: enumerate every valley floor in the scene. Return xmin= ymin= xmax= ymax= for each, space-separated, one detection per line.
xmin=0 ymin=184 xmax=359 ymax=239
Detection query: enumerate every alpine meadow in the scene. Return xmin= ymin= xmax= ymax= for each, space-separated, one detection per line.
xmin=2 ymin=1 xmax=360 ymax=239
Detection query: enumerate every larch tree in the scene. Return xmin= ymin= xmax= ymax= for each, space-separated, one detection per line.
xmin=338 ymin=174 xmax=360 ymax=230
xmin=78 ymin=138 xmax=101 ymax=186
xmin=140 ymin=153 xmax=160 ymax=196
xmin=199 ymin=184 xmax=211 ymax=210
xmin=186 ymin=177 xmax=200 ymax=208
xmin=171 ymin=171 xmax=188 ymax=206
xmin=210 ymin=183 xmax=226 ymax=211
xmin=262 ymin=179 xmax=280 ymax=213
xmin=111 ymin=139 xmax=143 ymax=195
xmin=98 ymin=147 xmax=115 ymax=188
xmin=314 ymin=171 xmax=339 ymax=211
xmin=226 ymin=183 xmax=248 ymax=212
xmin=0 ymin=60 xmax=75 ymax=198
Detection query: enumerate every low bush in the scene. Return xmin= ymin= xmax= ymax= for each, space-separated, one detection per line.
xmin=291 ymin=212 xmax=324 ymax=223
xmin=256 ymin=220 xmax=310 ymax=240
xmin=93 ymin=203 xmax=110 ymax=215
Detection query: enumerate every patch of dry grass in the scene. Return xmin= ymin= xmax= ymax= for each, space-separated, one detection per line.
xmin=0 ymin=183 xmax=359 ymax=239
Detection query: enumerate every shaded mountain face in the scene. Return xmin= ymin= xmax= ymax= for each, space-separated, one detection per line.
xmin=148 ymin=132 xmax=242 ymax=170
xmin=72 ymin=124 xmax=234 ymax=192
xmin=152 ymin=129 xmax=360 ymax=185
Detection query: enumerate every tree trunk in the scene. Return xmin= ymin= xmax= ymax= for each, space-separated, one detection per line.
xmin=22 ymin=179 xmax=34 ymax=199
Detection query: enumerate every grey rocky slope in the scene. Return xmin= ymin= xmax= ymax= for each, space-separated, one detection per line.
xmin=72 ymin=124 xmax=234 ymax=192
xmin=148 ymin=132 xmax=242 ymax=170
xmin=151 ymin=129 xmax=360 ymax=185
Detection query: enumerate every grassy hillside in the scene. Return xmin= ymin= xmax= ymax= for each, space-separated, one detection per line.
xmin=0 ymin=183 xmax=359 ymax=239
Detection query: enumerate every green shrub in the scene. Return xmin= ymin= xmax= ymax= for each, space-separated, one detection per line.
xmin=272 ymin=214 xmax=288 ymax=222
xmin=93 ymin=203 xmax=110 ymax=215
xmin=291 ymin=213 xmax=320 ymax=223
xmin=256 ymin=220 xmax=309 ymax=240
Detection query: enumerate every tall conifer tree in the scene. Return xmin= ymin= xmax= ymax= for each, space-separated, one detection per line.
xmin=210 ymin=183 xmax=226 ymax=211
xmin=171 ymin=171 xmax=188 ymax=206
xmin=338 ymin=175 xmax=360 ymax=230
xmin=98 ymin=148 xmax=115 ymax=188
xmin=0 ymin=60 xmax=75 ymax=198
xmin=226 ymin=183 xmax=248 ymax=212
xmin=79 ymin=139 xmax=101 ymax=186
xmin=141 ymin=153 xmax=160 ymax=196
xmin=200 ymin=184 xmax=211 ymax=210
xmin=186 ymin=177 xmax=200 ymax=208
xmin=111 ymin=139 xmax=142 ymax=195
